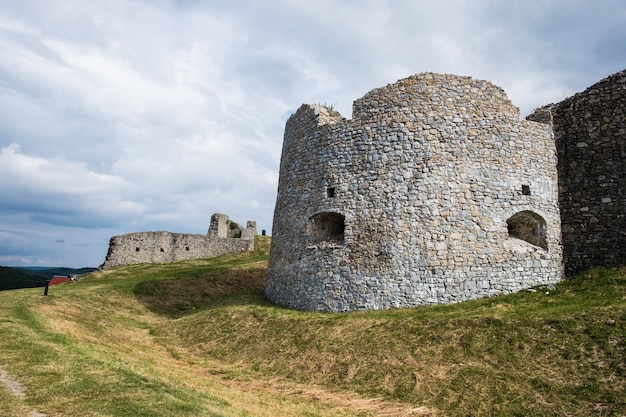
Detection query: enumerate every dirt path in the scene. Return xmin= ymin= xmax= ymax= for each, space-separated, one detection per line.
xmin=0 ymin=365 xmax=46 ymax=417
xmin=0 ymin=365 xmax=25 ymax=398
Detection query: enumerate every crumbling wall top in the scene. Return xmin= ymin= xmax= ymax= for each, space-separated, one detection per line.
xmin=352 ymin=72 xmax=520 ymax=122
xmin=285 ymin=103 xmax=345 ymax=132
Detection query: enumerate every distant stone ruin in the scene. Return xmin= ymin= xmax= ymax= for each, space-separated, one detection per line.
xmin=100 ymin=213 xmax=256 ymax=269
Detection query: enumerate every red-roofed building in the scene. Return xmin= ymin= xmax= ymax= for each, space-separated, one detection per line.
xmin=49 ymin=275 xmax=71 ymax=286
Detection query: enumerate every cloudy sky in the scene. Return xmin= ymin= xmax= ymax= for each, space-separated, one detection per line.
xmin=0 ymin=0 xmax=624 ymax=268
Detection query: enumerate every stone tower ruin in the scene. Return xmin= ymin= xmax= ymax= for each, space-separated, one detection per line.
xmin=266 ymin=73 xmax=564 ymax=312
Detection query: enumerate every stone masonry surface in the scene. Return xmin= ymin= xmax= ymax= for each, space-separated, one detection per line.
xmin=267 ymin=72 xmax=564 ymax=312
xmin=528 ymin=70 xmax=626 ymax=275
xmin=100 ymin=213 xmax=256 ymax=269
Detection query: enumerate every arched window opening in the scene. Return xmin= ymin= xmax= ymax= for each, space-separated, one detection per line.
xmin=506 ymin=211 xmax=547 ymax=249
xmin=307 ymin=212 xmax=345 ymax=244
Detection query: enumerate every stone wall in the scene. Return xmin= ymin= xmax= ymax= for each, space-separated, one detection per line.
xmin=267 ymin=73 xmax=564 ymax=312
xmin=528 ymin=70 xmax=626 ymax=275
xmin=100 ymin=213 xmax=256 ymax=269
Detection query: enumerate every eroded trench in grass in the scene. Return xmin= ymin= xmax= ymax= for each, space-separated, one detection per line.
xmin=129 ymin=262 xmax=626 ymax=417
xmin=133 ymin=264 xmax=270 ymax=318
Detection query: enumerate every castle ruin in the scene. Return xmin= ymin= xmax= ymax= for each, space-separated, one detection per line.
xmin=528 ymin=69 xmax=626 ymax=275
xmin=267 ymin=73 xmax=564 ymax=312
xmin=100 ymin=213 xmax=256 ymax=269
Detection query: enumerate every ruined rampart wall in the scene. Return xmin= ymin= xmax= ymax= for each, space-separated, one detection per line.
xmin=101 ymin=214 xmax=256 ymax=269
xmin=267 ymin=73 xmax=563 ymax=312
xmin=528 ymin=70 xmax=626 ymax=275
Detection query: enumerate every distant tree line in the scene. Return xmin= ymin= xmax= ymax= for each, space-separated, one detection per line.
xmin=0 ymin=266 xmax=97 ymax=291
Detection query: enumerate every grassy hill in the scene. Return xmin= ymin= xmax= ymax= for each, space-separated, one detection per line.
xmin=0 ymin=236 xmax=624 ymax=417
xmin=0 ymin=266 xmax=47 ymax=291
xmin=18 ymin=267 xmax=98 ymax=279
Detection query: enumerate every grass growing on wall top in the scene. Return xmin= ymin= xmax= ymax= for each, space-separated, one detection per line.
xmin=0 ymin=236 xmax=624 ymax=417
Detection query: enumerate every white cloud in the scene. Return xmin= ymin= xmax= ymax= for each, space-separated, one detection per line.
xmin=0 ymin=143 xmax=145 ymax=222
xmin=0 ymin=0 xmax=624 ymax=266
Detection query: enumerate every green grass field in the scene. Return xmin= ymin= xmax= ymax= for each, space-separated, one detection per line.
xmin=0 ymin=236 xmax=624 ymax=416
